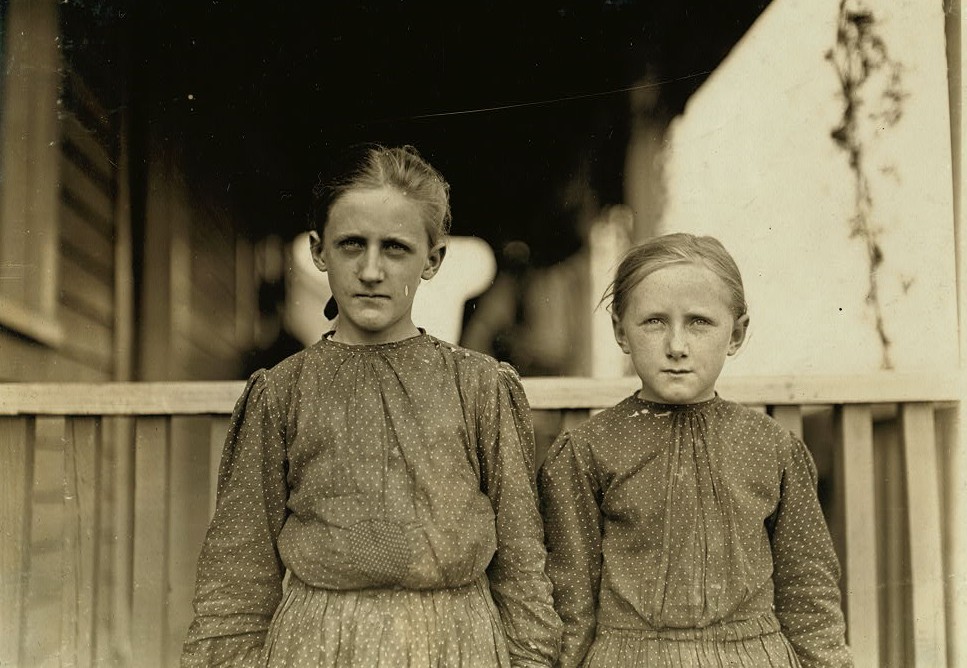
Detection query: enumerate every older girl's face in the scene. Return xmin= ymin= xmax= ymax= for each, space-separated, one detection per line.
xmin=612 ymin=263 xmax=748 ymax=404
xmin=309 ymin=186 xmax=444 ymax=345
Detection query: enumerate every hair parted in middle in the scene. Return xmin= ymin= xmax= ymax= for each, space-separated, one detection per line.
xmin=603 ymin=232 xmax=748 ymax=322
xmin=310 ymin=144 xmax=452 ymax=247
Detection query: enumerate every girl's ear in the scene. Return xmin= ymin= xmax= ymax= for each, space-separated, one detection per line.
xmin=728 ymin=314 xmax=750 ymax=355
xmin=308 ymin=231 xmax=327 ymax=273
xmin=421 ymin=242 xmax=447 ymax=280
xmin=612 ymin=313 xmax=632 ymax=355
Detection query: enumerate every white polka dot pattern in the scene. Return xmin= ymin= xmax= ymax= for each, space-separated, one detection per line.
xmin=539 ymin=395 xmax=852 ymax=668
xmin=181 ymin=333 xmax=562 ymax=667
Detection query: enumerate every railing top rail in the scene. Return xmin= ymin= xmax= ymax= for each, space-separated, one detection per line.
xmin=0 ymin=373 xmax=962 ymax=416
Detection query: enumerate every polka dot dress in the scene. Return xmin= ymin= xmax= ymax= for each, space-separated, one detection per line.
xmin=539 ymin=395 xmax=852 ymax=668
xmin=181 ymin=332 xmax=562 ymax=667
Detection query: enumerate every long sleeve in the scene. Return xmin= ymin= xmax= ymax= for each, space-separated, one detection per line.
xmin=538 ymin=431 xmax=602 ymax=668
xmin=181 ymin=371 xmax=290 ymax=667
xmin=478 ymin=363 xmax=563 ymax=668
xmin=770 ymin=436 xmax=852 ymax=668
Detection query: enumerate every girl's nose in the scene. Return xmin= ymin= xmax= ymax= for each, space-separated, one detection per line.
xmin=666 ymin=326 xmax=688 ymax=358
xmin=358 ymin=248 xmax=384 ymax=282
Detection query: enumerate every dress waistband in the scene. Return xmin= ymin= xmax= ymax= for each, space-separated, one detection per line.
xmin=597 ymin=612 xmax=781 ymax=642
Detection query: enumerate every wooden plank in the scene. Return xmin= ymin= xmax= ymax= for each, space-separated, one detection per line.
xmin=112 ymin=418 xmax=134 ymax=664
xmin=23 ymin=417 xmax=66 ymax=667
xmin=0 ymin=417 xmax=35 ymax=667
xmin=60 ymin=154 xmax=115 ymax=229
xmin=132 ymin=417 xmax=171 ymax=668
xmin=523 ymin=374 xmax=962 ymax=408
xmin=61 ymin=112 xmax=114 ymax=181
xmin=900 ymin=403 xmax=948 ymax=667
xmin=60 ymin=251 xmax=114 ymax=326
xmin=63 ymin=418 xmax=102 ymax=668
xmin=1 ymin=373 xmax=962 ymax=417
xmin=0 ymin=0 xmax=62 ymax=321
xmin=95 ymin=419 xmax=117 ymax=667
xmin=0 ymin=382 xmax=245 ymax=416
xmin=209 ymin=417 xmax=230 ymax=517
xmin=62 ymin=419 xmax=80 ymax=666
xmin=61 ymin=202 xmax=114 ymax=278
xmin=0 ymin=331 xmax=107 ymax=383
xmin=57 ymin=305 xmax=115 ymax=372
xmin=834 ymin=405 xmax=880 ymax=667
xmin=770 ymin=405 xmax=803 ymax=439
xmin=0 ymin=295 xmax=65 ymax=348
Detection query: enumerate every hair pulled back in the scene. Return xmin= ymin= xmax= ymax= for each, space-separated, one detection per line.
xmin=310 ymin=144 xmax=451 ymax=247
xmin=603 ymin=232 xmax=747 ymax=321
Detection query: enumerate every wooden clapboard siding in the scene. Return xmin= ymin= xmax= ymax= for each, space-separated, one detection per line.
xmin=184 ymin=209 xmax=247 ymax=379
xmin=0 ymin=333 xmax=108 ymax=382
xmin=61 ymin=203 xmax=115 ymax=278
xmin=60 ymin=251 xmax=114 ymax=325
xmin=56 ymin=74 xmax=119 ymax=379
xmin=0 ymin=70 xmax=122 ymax=383
xmin=61 ymin=155 xmax=115 ymax=233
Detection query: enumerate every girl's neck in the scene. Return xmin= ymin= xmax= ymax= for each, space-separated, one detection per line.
xmin=327 ymin=323 xmax=423 ymax=346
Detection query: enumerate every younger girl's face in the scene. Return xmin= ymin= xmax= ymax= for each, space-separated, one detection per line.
xmin=612 ymin=262 xmax=748 ymax=405
xmin=310 ymin=186 xmax=444 ymax=345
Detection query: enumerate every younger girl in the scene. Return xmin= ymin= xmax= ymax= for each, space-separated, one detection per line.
xmin=182 ymin=145 xmax=561 ymax=667
xmin=539 ymin=233 xmax=851 ymax=667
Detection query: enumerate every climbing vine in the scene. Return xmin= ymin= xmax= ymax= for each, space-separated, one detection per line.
xmin=826 ymin=0 xmax=906 ymax=369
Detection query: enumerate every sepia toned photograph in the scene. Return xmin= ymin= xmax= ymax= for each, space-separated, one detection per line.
xmin=0 ymin=1 xmax=963 ymax=666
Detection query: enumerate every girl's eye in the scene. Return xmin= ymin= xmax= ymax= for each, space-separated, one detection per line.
xmin=339 ymin=238 xmax=365 ymax=251
xmin=384 ymin=241 xmax=411 ymax=255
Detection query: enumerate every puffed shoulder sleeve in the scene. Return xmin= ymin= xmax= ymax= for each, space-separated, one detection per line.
xmin=181 ymin=370 xmax=289 ymax=668
xmin=477 ymin=362 xmax=562 ymax=668
xmin=770 ymin=435 xmax=852 ymax=668
xmin=538 ymin=430 xmax=602 ymax=668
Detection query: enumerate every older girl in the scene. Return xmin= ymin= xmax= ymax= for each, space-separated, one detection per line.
xmin=183 ymin=145 xmax=561 ymax=667
xmin=539 ymin=233 xmax=851 ymax=667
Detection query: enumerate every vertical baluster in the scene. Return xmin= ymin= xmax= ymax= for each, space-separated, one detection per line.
xmin=901 ymin=403 xmax=948 ymax=667
xmin=0 ymin=416 xmax=35 ymax=668
xmin=208 ymin=416 xmax=230 ymax=517
xmin=770 ymin=405 xmax=803 ymax=439
xmin=62 ymin=417 xmax=80 ymax=666
xmin=834 ymin=404 xmax=879 ymax=667
xmin=62 ymin=417 xmax=102 ymax=668
xmin=113 ymin=418 xmax=135 ymax=664
xmin=24 ymin=417 xmax=67 ymax=665
xmin=132 ymin=416 xmax=171 ymax=668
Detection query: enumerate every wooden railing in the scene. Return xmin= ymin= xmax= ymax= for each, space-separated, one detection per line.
xmin=0 ymin=374 xmax=962 ymax=667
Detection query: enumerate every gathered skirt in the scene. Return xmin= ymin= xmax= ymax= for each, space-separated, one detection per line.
xmin=582 ymin=614 xmax=801 ymax=668
xmin=261 ymin=576 xmax=512 ymax=667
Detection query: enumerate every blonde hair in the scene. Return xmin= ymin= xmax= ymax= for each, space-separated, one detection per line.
xmin=311 ymin=144 xmax=451 ymax=246
xmin=603 ymin=232 xmax=747 ymax=320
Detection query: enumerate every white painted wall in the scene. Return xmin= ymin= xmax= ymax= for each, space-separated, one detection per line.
xmin=640 ymin=0 xmax=958 ymax=376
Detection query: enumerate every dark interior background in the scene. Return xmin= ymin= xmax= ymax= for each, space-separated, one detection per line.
xmin=60 ymin=0 xmax=771 ymax=266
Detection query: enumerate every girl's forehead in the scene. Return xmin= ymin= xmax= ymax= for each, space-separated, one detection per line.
xmin=326 ymin=187 xmax=425 ymax=235
xmin=631 ymin=262 xmax=733 ymax=305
